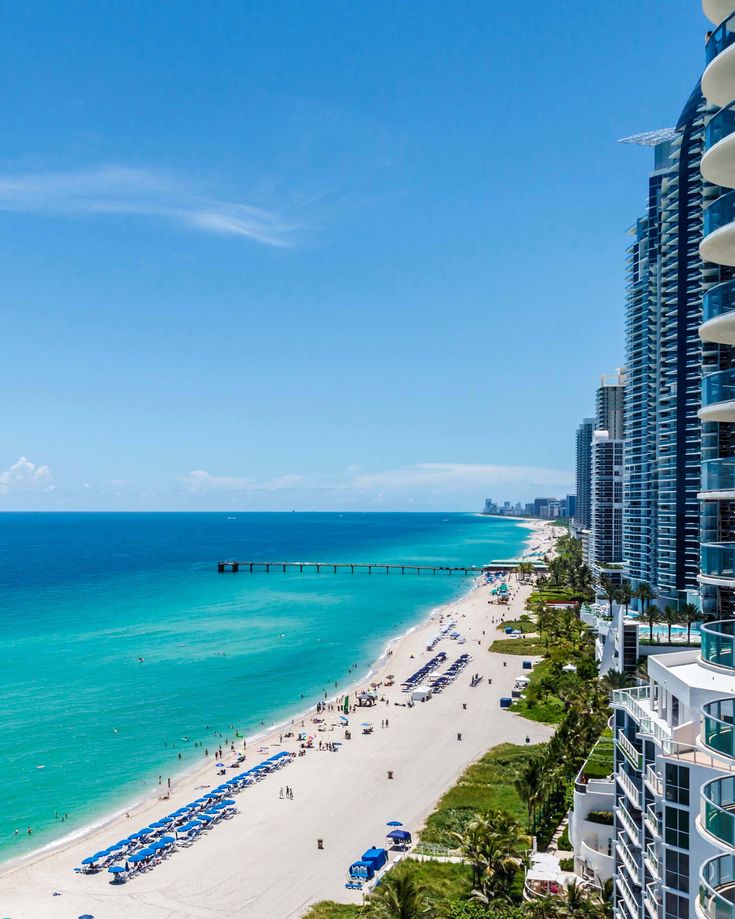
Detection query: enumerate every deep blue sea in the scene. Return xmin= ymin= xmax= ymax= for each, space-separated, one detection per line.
xmin=0 ymin=512 xmax=527 ymax=862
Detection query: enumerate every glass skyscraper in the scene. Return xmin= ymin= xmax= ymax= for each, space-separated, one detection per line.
xmin=622 ymin=86 xmax=711 ymax=608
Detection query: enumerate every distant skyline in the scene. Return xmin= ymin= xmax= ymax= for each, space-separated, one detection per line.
xmin=0 ymin=2 xmax=708 ymax=510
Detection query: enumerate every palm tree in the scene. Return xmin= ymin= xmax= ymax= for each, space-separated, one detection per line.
xmin=644 ymin=604 xmax=660 ymax=643
xmin=365 ymin=872 xmax=434 ymax=919
xmin=616 ymin=580 xmax=633 ymax=617
xmin=454 ymin=809 xmax=530 ymax=903
xmin=634 ymin=581 xmax=656 ymax=618
xmin=661 ymin=605 xmax=679 ymax=645
xmin=597 ymin=576 xmax=617 ymax=619
xmin=601 ymin=669 xmax=634 ymax=691
xmin=679 ymin=602 xmax=701 ymax=645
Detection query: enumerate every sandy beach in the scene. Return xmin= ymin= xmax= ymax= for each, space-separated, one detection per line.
xmin=0 ymin=520 xmax=558 ymax=919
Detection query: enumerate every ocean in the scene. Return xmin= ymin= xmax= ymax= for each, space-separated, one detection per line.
xmin=0 ymin=511 xmax=528 ymax=863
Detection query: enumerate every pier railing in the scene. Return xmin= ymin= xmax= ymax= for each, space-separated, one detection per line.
xmin=217 ymin=560 xmax=488 ymax=575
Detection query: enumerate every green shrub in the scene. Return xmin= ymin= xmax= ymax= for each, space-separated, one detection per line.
xmin=587 ymin=810 xmax=614 ymax=825
xmin=559 ymin=857 xmax=574 ymax=872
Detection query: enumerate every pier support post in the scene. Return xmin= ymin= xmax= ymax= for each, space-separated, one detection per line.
xmin=218 ymin=562 xmax=225 ymax=573
xmin=232 ymin=563 xmax=239 ymax=573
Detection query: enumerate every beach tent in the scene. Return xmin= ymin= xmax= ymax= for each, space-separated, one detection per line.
xmin=349 ymin=860 xmax=375 ymax=879
xmin=386 ymin=829 xmax=412 ymax=843
xmin=411 ymin=686 xmax=432 ymax=703
xmin=361 ymin=847 xmax=388 ymax=871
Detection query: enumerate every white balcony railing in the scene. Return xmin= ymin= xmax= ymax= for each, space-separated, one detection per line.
xmin=618 ymin=803 xmax=642 ymax=848
xmin=644 ymin=882 xmax=662 ymax=919
xmin=644 ymin=843 xmax=660 ymax=879
xmin=644 ymin=764 xmax=663 ymax=796
xmin=617 ymin=871 xmax=642 ymax=919
xmin=618 ymin=768 xmax=643 ymax=809
xmin=645 ymin=803 xmax=661 ymax=838
xmin=617 ymin=835 xmax=642 ymax=886
xmin=618 ymin=729 xmax=643 ymax=770
xmin=612 ymin=686 xmax=674 ymax=751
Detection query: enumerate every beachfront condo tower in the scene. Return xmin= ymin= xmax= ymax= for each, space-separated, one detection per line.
xmin=698 ymin=1 xmax=735 ymax=622
xmin=621 ymin=87 xmax=711 ymax=610
xmin=590 ymin=371 xmax=626 ymax=578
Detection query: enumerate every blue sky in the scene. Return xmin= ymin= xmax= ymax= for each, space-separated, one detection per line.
xmin=0 ymin=1 xmax=708 ymax=510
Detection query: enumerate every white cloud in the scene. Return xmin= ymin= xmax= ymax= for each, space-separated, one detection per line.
xmin=0 ymin=166 xmax=300 ymax=247
xmin=349 ymin=462 xmax=572 ymax=492
xmin=180 ymin=470 xmax=304 ymax=493
xmin=0 ymin=457 xmax=54 ymax=494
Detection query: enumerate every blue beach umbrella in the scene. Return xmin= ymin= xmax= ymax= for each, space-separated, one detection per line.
xmin=215 ymin=762 xmax=225 ymax=767
xmin=108 ymin=865 xmax=126 ymax=874
xmin=128 ymin=853 xmax=147 ymax=863
xmin=92 ymin=850 xmax=109 ymax=859
xmin=81 ymin=856 xmax=98 ymax=865
xmin=159 ymin=835 xmax=175 ymax=844
xmin=387 ymin=820 xmax=403 ymax=826
xmin=221 ymin=799 xmax=236 ymax=805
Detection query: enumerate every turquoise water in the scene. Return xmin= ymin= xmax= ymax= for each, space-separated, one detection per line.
xmin=0 ymin=512 xmax=527 ymax=862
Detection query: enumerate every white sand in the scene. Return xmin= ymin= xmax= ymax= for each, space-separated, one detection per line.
xmin=0 ymin=521 xmax=557 ymax=919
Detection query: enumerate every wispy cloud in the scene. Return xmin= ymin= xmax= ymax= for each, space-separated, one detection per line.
xmin=0 ymin=165 xmax=300 ymax=246
xmin=349 ymin=462 xmax=572 ymax=491
xmin=0 ymin=457 xmax=55 ymax=494
xmin=180 ymin=470 xmax=305 ymax=493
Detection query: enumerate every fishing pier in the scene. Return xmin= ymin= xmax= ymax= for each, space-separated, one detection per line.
xmin=217 ymin=560 xmax=488 ymax=576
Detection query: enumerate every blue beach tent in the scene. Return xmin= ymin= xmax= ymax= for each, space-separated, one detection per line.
xmin=387 ymin=829 xmax=412 ymax=842
xmin=361 ymin=848 xmax=388 ymax=871
xmin=349 ymin=860 xmax=375 ymax=879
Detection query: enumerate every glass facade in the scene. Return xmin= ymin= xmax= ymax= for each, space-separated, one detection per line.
xmin=706 ymin=12 xmax=735 ymax=65
xmin=704 ymin=278 xmax=735 ymax=324
xmin=702 ymin=776 xmax=735 ymax=847
xmin=702 ymin=458 xmax=735 ymax=493
xmin=702 ymin=698 xmax=735 ymax=758
xmin=706 ymin=101 xmax=735 ymax=151
xmin=700 ymin=854 xmax=735 ymax=919
xmin=701 ymin=543 xmax=735 ymax=580
xmin=702 ymin=620 xmax=735 ymax=668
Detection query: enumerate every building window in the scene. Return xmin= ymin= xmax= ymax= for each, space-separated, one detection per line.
xmin=665 ymin=849 xmax=689 ymax=893
xmin=665 ymin=892 xmax=688 ymax=919
xmin=664 ymin=805 xmax=689 ymax=850
xmin=671 ymin=696 xmax=680 ymax=727
xmin=665 ymin=763 xmax=690 ymax=807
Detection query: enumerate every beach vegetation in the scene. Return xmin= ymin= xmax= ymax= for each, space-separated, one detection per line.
xmin=420 ymin=743 xmax=536 ymax=845
xmin=304 ymin=903 xmax=361 ymax=918
xmin=365 ymin=871 xmax=435 ymax=918
xmin=453 ymin=810 xmax=529 ymax=903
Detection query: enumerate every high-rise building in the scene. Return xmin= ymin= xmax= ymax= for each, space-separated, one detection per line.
xmin=622 ymin=88 xmax=711 ymax=608
xmin=590 ymin=371 xmax=626 ymax=575
xmin=698 ymin=2 xmax=735 ymax=620
xmin=574 ymin=418 xmax=595 ymax=533
xmin=566 ymin=494 xmax=577 ymax=520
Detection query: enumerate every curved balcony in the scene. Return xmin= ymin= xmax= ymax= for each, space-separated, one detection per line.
xmin=704 ymin=13 xmax=735 ymax=107
xmin=700 ymin=458 xmax=735 ymax=500
xmin=700 ymin=853 xmax=735 ymax=919
xmin=704 ymin=2 xmax=735 ymax=27
xmin=702 ymin=776 xmax=735 ymax=850
xmin=702 ymin=621 xmax=735 ymax=670
xmin=701 ymin=191 xmax=735 ymax=268
xmin=700 ymin=370 xmax=735 ymax=423
xmin=702 ymin=698 xmax=735 ymax=760
xmin=701 ymin=545 xmax=735 ymax=588
xmin=701 ymin=279 xmax=735 ymax=344
xmin=704 ymin=104 xmax=735 ymax=189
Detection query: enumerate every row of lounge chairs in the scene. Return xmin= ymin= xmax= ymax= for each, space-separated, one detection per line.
xmin=426 ymin=620 xmax=456 ymax=651
xmin=428 ymin=653 xmax=472 ymax=694
xmin=401 ymin=652 xmax=447 ymax=691
xmin=77 ymin=750 xmax=293 ymax=882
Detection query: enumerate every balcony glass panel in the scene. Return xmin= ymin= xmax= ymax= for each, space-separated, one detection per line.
xmin=707 ymin=12 xmax=735 ymax=64
xmin=703 ymin=698 xmax=735 ymax=759
xmin=708 ymin=102 xmax=735 ymax=151
xmin=703 ymin=776 xmax=735 ymax=847
xmin=702 ymin=620 xmax=735 ymax=668
xmin=705 ymin=190 xmax=735 ymax=238
xmin=702 ymin=544 xmax=735 ymax=581
xmin=702 ymin=458 xmax=735 ymax=493
xmin=704 ymin=279 xmax=735 ymax=324
xmin=703 ymin=369 xmax=735 ymax=408
xmin=700 ymin=853 xmax=735 ymax=919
